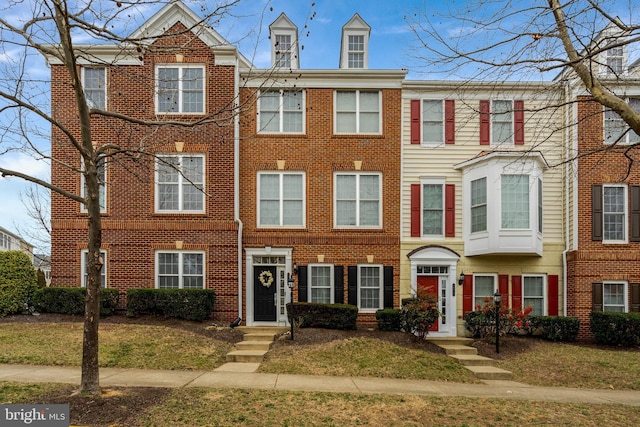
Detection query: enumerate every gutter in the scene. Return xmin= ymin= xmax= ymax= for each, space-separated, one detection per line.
xmin=234 ymin=57 xmax=243 ymax=324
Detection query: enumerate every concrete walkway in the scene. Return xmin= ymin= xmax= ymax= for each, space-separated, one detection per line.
xmin=1 ymin=364 xmax=639 ymax=406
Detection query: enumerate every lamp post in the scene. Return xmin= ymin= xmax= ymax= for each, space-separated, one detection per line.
xmin=493 ymin=290 xmax=502 ymax=354
xmin=287 ymin=273 xmax=295 ymax=340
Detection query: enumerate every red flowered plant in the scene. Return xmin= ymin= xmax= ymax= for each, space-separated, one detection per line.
xmin=465 ymin=298 xmax=533 ymax=341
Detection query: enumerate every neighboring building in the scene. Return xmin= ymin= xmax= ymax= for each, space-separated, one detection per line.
xmin=562 ymin=23 xmax=640 ymax=338
xmin=400 ymin=82 xmax=566 ymax=337
xmin=239 ymin=13 xmax=405 ymax=325
xmin=34 ymin=254 xmax=51 ymax=286
xmin=0 ymin=226 xmax=34 ymax=263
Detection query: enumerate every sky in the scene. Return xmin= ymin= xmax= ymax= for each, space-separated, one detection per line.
xmin=0 ymin=0 xmax=637 ymax=253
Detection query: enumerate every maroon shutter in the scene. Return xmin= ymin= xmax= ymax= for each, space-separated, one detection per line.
xmin=410 ymin=184 xmax=421 ymax=237
xmin=548 ymin=275 xmax=559 ymax=316
xmin=514 ymin=100 xmax=524 ymax=145
xmin=462 ymin=274 xmax=473 ymax=315
xmin=631 ymin=283 xmax=640 ymax=312
xmin=631 ymin=186 xmax=640 ymax=242
xmin=479 ymin=100 xmax=490 ymax=145
xmin=592 ymin=282 xmax=603 ymax=311
xmin=498 ymin=274 xmax=509 ymax=307
xmin=445 ymin=99 xmax=455 ymax=144
xmin=410 ymin=99 xmax=421 ymax=144
xmin=592 ymin=185 xmax=603 ymax=241
xmin=512 ymin=275 xmax=522 ymax=313
xmin=445 ymin=184 xmax=455 ymax=237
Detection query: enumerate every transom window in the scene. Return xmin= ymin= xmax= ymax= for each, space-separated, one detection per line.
xmin=81 ymin=250 xmax=106 ymax=288
xmin=604 ymin=98 xmax=640 ymax=145
xmin=83 ymin=67 xmax=106 ymax=109
xmin=335 ymin=90 xmax=380 ymax=134
xmin=275 ymin=34 xmax=292 ymax=68
xmin=603 ymin=282 xmax=626 ymax=312
xmin=335 ymin=173 xmax=381 ymax=227
xmin=156 ymin=251 xmax=205 ymax=289
xmin=348 ymin=35 xmax=364 ymax=68
xmin=417 ymin=266 xmax=448 ymax=274
xmin=473 ymin=275 xmax=495 ymax=309
xmin=258 ymin=90 xmax=304 ymax=133
xmin=80 ymin=157 xmax=106 ymax=213
xmin=155 ymin=155 xmax=205 ymax=213
xmin=492 ymin=100 xmax=513 ymax=144
xmin=358 ymin=265 xmax=382 ymax=311
xmin=471 ymin=177 xmax=487 ymax=233
xmin=501 ymin=175 xmax=530 ymax=229
xmin=603 ymin=184 xmax=626 ymax=242
xmin=523 ymin=275 xmax=545 ymax=316
xmin=156 ymin=65 xmax=204 ymax=114
xmin=309 ymin=264 xmax=334 ymax=304
xmin=422 ymin=182 xmax=444 ymax=235
xmin=422 ymin=100 xmax=444 ymax=143
xmin=258 ymin=172 xmax=305 ymax=227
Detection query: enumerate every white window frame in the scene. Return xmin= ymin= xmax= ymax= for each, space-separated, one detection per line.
xmin=604 ymin=41 xmax=625 ymax=75
xmin=80 ymin=157 xmax=107 ymax=213
xmin=258 ymin=89 xmax=305 ymax=134
xmin=421 ymin=178 xmax=445 ymax=237
xmin=602 ymin=183 xmax=627 ymax=243
xmin=604 ymin=98 xmax=640 ymax=145
xmin=81 ymin=249 xmax=107 ymax=288
xmin=491 ymin=100 xmax=514 ymax=145
xmin=347 ymin=35 xmax=365 ymax=69
xmin=538 ymin=178 xmax=543 ymax=233
xmin=275 ymin=34 xmax=293 ymax=68
xmin=0 ymin=232 xmax=9 ymax=249
xmin=470 ymin=177 xmax=487 ymax=233
xmin=523 ymin=274 xmax=546 ymax=316
xmin=155 ymin=250 xmax=206 ymax=289
xmin=257 ymin=171 xmax=306 ymax=228
xmin=334 ymin=172 xmax=382 ymax=228
xmin=308 ymin=264 xmax=334 ymax=304
xmin=155 ymin=64 xmax=205 ymax=114
xmin=473 ymin=274 xmax=497 ymax=309
xmin=82 ymin=67 xmax=106 ymax=110
xmin=603 ymin=281 xmax=628 ymax=312
xmin=334 ymin=90 xmax=381 ymax=134
xmin=358 ymin=264 xmax=383 ymax=312
xmin=155 ymin=155 xmax=205 ymax=214
xmin=421 ymin=99 xmax=444 ymax=145
xmin=501 ymin=174 xmax=530 ymax=230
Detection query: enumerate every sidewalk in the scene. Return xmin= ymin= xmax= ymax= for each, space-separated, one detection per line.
xmin=1 ymin=364 xmax=639 ymax=406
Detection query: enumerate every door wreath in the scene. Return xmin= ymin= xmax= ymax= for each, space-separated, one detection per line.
xmin=258 ymin=270 xmax=274 ymax=288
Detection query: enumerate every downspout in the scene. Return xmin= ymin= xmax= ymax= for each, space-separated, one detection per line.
xmin=234 ymin=58 xmax=243 ymax=323
xmin=562 ymin=78 xmax=577 ymax=317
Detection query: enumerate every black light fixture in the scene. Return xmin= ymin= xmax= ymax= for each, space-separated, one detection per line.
xmin=458 ymin=272 xmax=465 ymax=286
xmin=287 ymin=274 xmax=295 ymax=340
xmin=293 ymin=261 xmax=298 ymax=275
xmin=493 ymin=290 xmax=502 ymax=354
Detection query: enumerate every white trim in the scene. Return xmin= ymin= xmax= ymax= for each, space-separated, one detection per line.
xmin=602 ymin=281 xmax=628 ymax=312
xmin=334 ymin=172 xmax=383 ymax=229
xmin=154 ymin=250 xmax=206 ymax=289
xmin=602 ymin=183 xmax=628 ymax=244
xmin=155 ymin=64 xmax=206 ymax=114
xmin=256 ymin=171 xmax=306 ymax=228
xmin=357 ymin=264 xmax=383 ymax=312
xmin=308 ymin=264 xmax=335 ymax=304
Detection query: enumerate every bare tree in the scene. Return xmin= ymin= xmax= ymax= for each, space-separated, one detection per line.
xmin=407 ymin=0 xmax=640 ymax=145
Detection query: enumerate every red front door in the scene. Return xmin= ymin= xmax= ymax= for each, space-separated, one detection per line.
xmin=417 ymin=276 xmax=439 ymax=331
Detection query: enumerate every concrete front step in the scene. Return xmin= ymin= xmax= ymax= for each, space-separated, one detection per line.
xmin=236 ymin=326 xmax=289 ymax=335
xmin=439 ymin=344 xmax=478 ymax=356
xmin=465 ymin=365 xmax=513 ymax=380
xmin=235 ymin=341 xmax=273 ymax=351
xmin=449 ymin=354 xmax=495 ymax=366
xmin=226 ymin=350 xmax=267 ymax=363
xmin=427 ymin=337 xmax=474 ymax=346
xmin=241 ymin=333 xmax=278 ymax=342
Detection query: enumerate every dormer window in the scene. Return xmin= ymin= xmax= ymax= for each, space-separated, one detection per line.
xmin=348 ymin=35 xmax=365 ymax=68
xmin=340 ymin=14 xmax=370 ymax=69
xmin=275 ymin=34 xmax=292 ymax=68
xmin=606 ymin=42 xmax=624 ymax=75
xmin=269 ymin=13 xmax=299 ymax=70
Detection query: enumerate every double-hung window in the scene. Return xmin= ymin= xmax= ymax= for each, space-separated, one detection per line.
xmin=0 ymin=232 xmax=10 ymax=249
xmin=501 ymin=174 xmax=529 ymax=229
xmin=359 ymin=265 xmax=382 ymax=311
xmin=523 ymin=275 xmax=545 ymax=316
xmin=83 ymin=67 xmax=106 ymax=109
xmin=81 ymin=250 xmax=107 ymax=288
xmin=156 ymin=251 xmax=204 ymax=289
xmin=309 ymin=264 xmax=333 ymax=304
xmin=335 ymin=173 xmax=381 ymax=227
xmin=335 ymin=90 xmax=380 ymax=134
xmin=348 ymin=35 xmax=365 ymax=69
xmin=471 ymin=177 xmax=487 ymax=233
xmin=603 ymin=282 xmax=626 ymax=312
xmin=80 ymin=157 xmax=106 ymax=213
xmin=258 ymin=172 xmax=305 ymax=227
xmin=492 ymin=100 xmax=513 ymax=144
xmin=258 ymin=90 xmax=304 ymax=133
xmin=156 ymin=65 xmax=204 ymax=113
xmin=422 ymin=100 xmax=444 ymax=143
xmin=603 ymin=184 xmax=627 ymax=242
xmin=156 ymin=155 xmax=205 ymax=213
xmin=275 ymin=34 xmax=292 ymax=68
xmin=604 ymin=98 xmax=640 ymax=144
xmin=473 ymin=275 xmax=495 ymax=309
xmin=422 ymin=182 xmax=444 ymax=235
xmin=606 ymin=42 xmax=624 ymax=75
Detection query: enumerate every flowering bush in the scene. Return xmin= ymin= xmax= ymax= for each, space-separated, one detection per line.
xmin=401 ymin=292 xmax=440 ymax=340
xmin=464 ymin=297 xmax=533 ymax=341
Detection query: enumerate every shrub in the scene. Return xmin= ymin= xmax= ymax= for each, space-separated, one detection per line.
xmin=375 ymin=309 xmax=402 ymax=331
xmin=32 ymin=287 xmax=120 ymax=316
xmin=590 ymin=311 xmax=640 ymax=347
xmin=287 ymin=302 xmax=358 ymax=330
xmin=464 ymin=298 xmax=533 ymax=340
xmin=400 ymin=294 xmax=440 ymax=340
xmin=0 ymin=251 xmax=38 ymax=316
xmin=528 ymin=316 xmax=580 ymax=342
xmin=126 ymin=288 xmax=215 ymax=321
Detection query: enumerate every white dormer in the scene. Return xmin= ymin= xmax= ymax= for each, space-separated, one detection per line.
xmin=597 ymin=21 xmax=629 ymax=77
xmin=340 ymin=13 xmax=370 ymax=69
xmin=269 ymin=13 xmax=299 ymax=69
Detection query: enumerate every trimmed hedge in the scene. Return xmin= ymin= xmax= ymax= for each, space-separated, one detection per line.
xmin=590 ymin=311 xmax=640 ymax=347
xmin=0 ymin=251 xmax=38 ymax=316
xmin=529 ymin=315 xmax=580 ymax=342
xmin=287 ymin=302 xmax=358 ymax=330
xmin=375 ymin=308 xmax=402 ymax=331
xmin=126 ymin=288 xmax=215 ymax=322
xmin=32 ymin=287 xmax=120 ymax=316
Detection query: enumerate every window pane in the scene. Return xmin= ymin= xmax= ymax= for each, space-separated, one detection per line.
xmin=157 ymin=67 xmax=179 ymax=112
xmin=423 ymin=100 xmax=443 ymax=143
xmin=423 ymin=184 xmax=443 ymax=235
xmin=501 ymin=175 xmax=529 ymax=229
xmin=84 ymin=68 xmax=105 ymax=109
xmin=492 ymin=100 xmax=512 ymax=144
xmin=524 ymin=276 xmax=544 ymax=316
xmin=603 ymin=186 xmax=625 ymax=241
xmin=336 ymin=92 xmax=357 ymax=133
xmin=182 ymin=68 xmax=203 ymax=113
xmin=360 ymin=266 xmax=380 ymax=309
xmin=474 ymin=276 xmax=494 ymax=308
xmin=604 ymin=283 xmax=625 ymax=312
xmin=471 ymin=177 xmax=487 ymax=232
xmin=275 ymin=34 xmax=292 ymax=68
xmin=311 ymin=266 xmax=331 ymax=303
